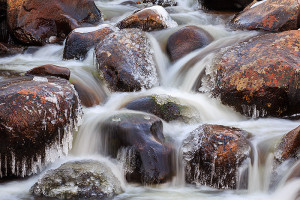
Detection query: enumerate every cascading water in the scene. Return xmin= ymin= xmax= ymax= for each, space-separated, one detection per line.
xmin=0 ymin=0 xmax=299 ymax=199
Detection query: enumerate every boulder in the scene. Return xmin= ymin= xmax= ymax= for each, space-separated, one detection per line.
xmin=7 ymin=0 xmax=102 ymax=45
xmin=95 ymin=29 xmax=159 ymax=92
xmin=0 ymin=76 xmax=82 ymax=177
xmin=123 ymin=94 xmax=200 ymax=122
xmin=100 ymin=112 xmax=175 ymax=184
xmin=274 ymin=126 xmax=300 ymax=165
xmin=31 ymin=160 xmax=123 ymax=199
xmin=199 ymin=0 xmax=253 ymax=11
xmin=0 ymin=42 xmax=25 ymax=56
xmin=167 ymin=25 xmax=213 ymax=62
xmin=25 ymin=64 xmax=71 ymax=80
xmin=141 ymin=0 xmax=177 ymax=7
xmin=231 ymin=0 xmax=300 ymax=32
xmin=210 ymin=30 xmax=300 ymax=118
xmin=117 ymin=6 xmax=177 ymax=31
xmin=63 ymin=25 xmax=115 ymax=60
xmin=182 ymin=124 xmax=251 ymax=189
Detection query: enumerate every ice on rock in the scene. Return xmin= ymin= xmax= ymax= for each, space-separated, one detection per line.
xmin=146 ymin=6 xmax=178 ymax=28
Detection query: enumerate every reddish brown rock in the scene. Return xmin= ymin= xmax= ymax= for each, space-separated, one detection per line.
xmin=182 ymin=124 xmax=251 ymax=189
xmin=63 ymin=25 xmax=115 ymax=60
xmin=117 ymin=6 xmax=177 ymax=31
xmin=7 ymin=0 xmax=102 ymax=45
xmin=100 ymin=112 xmax=175 ymax=184
xmin=0 ymin=42 xmax=25 ymax=56
xmin=167 ymin=25 xmax=213 ymax=61
xmin=274 ymin=126 xmax=300 ymax=165
xmin=211 ymin=30 xmax=300 ymax=118
xmin=25 ymin=64 xmax=71 ymax=80
xmin=0 ymin=76 xmax=82 ymax=177
xmin=199 ymin=0 xmax=253 ymax=11
xmin=95 ymin=29 xmax=159 ymax=92
xmin=231 ymin=0 xmax=300 ymax=32
xmin=72 ymin=80 xmax=106 ymax=107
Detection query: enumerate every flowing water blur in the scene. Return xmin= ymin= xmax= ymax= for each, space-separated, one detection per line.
xmin=0 ymin=0 xmax=299 ymax=199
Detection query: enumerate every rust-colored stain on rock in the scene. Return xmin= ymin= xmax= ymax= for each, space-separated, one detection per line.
xmin=231 ymin=0 xmax=300 ymax=31
xmin=214 ymin=30 xmax=300 ymax=118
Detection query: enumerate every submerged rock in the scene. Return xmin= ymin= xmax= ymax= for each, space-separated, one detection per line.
xmin=231 ymin=0 xmax=300 ymax=32
xmin=0 ymin=76 xmax=82 ymax=177
xmin=117 ymin=6 xmax=177 ymax=31
xmin=25 ymin=64 xmax=71 ymax=80
xmin=31 ymin=160 xmax=123 ymax=199
xmin=7 ymin=0 xmax=102 ymax=45
xmin=100 ymin=112 xmax=175 ymax=184
xmin=199 ymin=0 xmax=253 ymax=11
xmin=167 ymin=25 xmax=213 ymax=62
xmin=95 ymin=29 xmax=159 ymax=92
xmin=182 ymin=124 xmax=251 ymax=189
xmin=209 ymin=30 xmax=300 ymax=118
xmin=63 ymin=25 xmax=115 ymax=60
xmin=123 ymin=94 xmax=201 ymax=122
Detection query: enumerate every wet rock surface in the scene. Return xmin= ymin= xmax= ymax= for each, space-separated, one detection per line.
xmin=117 ymin=6 xmax=177 ymax=31
xmin=231 ymin=0 xmax=300 ymax=32
xmin=31 ymin=160 xmax=123 ymax=199
xmin=100 ymin=112 xmax=175 ymax=184
xmin=26 ymin=64 xmax=71 ymax=80
xmin=0 ymin=42 xmax=25 ymax=56
xmin=274 ymin=126 xmax=300 ymax=165
xmin=182 ymin=124 xmax=251 ymax=189
xmin=199 ymin=0 xmax=253 ymax=11
xmin=167 ymin=25 xmax=213 ymax=62
xmin=95 ymin=28 xmax=159 ymax=92
xmin=210 ymin=30 xmax=300 ymax=118
xmin=63 ymin=25 xmax=115 ymax=60
xmin=0 ymin=76 xmax=82 ymax=177
xmin=7 ymin=0 xmax=102 ymax=45
xmin=123 ymin=94 xmax=200 ymax=122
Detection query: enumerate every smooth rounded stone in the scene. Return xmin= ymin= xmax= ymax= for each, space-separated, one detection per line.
xmin=25 ymin=64 xmax=71 ymax=80
xmin=0 ymin=76 xmax=82 ymax=178
xmin=207 ymin=30 xmax=300 ymax=118
xmin=100 ymin=112 xmax=175 ymax=184
xmin=167 ymin=25 xmax=213 ymax=62
xmin=123 ymin=94 xmax=201 ymax=122
xmin=7 ymin=0 xmax=102 ymax=45
xmin=117 ymin=6 xmax=178 ymax=31
xmin=63 ymin=24 xmax=115 ymax=60
xmin=182 ymin=124 xmax=252 ymax=189
xmin=71 ymin=79 xmax=107 ymax=108
xmin=274 ymin=126 xmax=300 ymax=166
xmin=199 ymin=0 xmax=253 ymax=11
xmin=141 ymin=0 xmax=177 ymax=7
xmin=0 ymin=42 xmax=25 ymax=57
xmin=95 ymin=29 xmax=159 ymax=92
xmin=30 ymin=160 xmax=123 ymax=199
xmin=231 ymin=0 xmax=300 ymax=32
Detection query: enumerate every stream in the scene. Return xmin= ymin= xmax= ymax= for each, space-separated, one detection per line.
xmin=0 ymin=0 xmax=299 ymax=199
